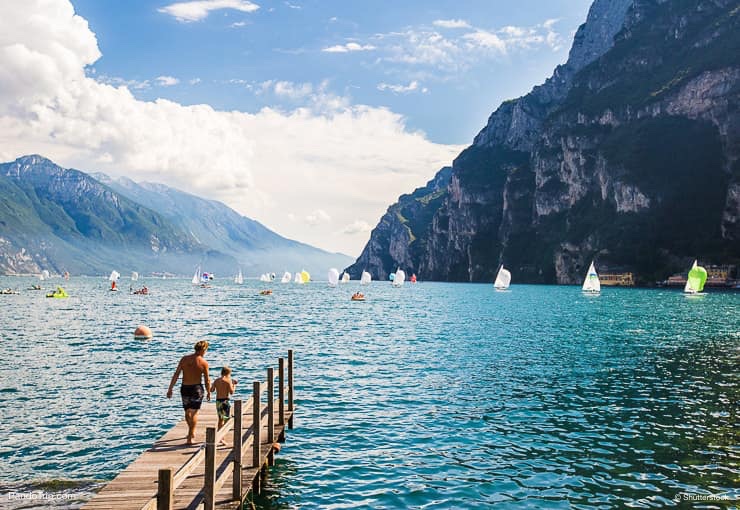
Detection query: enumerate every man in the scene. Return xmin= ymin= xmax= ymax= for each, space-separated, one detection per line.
xmin=167 ymin=340 xmax=211 ymax=445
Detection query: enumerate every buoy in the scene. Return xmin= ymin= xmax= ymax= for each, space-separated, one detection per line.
xmin=134 ymin=325 xmax=153 ymax=340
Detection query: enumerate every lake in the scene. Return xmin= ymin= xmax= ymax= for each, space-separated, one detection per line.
xmin=0 ymin=277 xmax=737 ymax=508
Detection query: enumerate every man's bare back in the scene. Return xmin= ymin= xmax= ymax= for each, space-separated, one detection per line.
xmin=179 ymin=353 xmax=209 ymax=385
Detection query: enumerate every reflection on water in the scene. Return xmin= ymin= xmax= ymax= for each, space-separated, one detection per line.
xmin=0 ymin=277 xmax=737 ymax=508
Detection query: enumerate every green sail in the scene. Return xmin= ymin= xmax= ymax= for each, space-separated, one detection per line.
xmin=687 ymin=265 xmax=708 ymax=292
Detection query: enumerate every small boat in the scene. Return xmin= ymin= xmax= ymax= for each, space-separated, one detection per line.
xmin=683 ymin=260 xmax=707 ymax=296
xmin=410 ymin=273 xmax=417 ymax=283
xmin=392 ymin=268 xmax=405 ymax=287
xmin=327 ymin=268 xmax=339 ymax=287
xmin=294 ymin=272 xmax=302 ymax=284
xmin=131 ymin=271 xmax=139 ymax=282
xmin=260 ymin=289 xmax=273 ymax=296
xmin=28 ymin=285 xmax=42 ymax=291
xmin=1 ymin=288 xmax=19 ymax=295
xmin=46 ymin=286 xmax=68 ymax=298
xmin=494 ymin=265 xmax=511 ymax=291
xmin=133 ymin=286 xmax=149 ymax=295
xmin=281 ymin=271 xmax=292 ymax=283
xmin=341 ymin=272 xmax=350 ymax=283
xmin=582 ymin=261 xmax=601 ymax=295
xmin=351 ymin=292 xmax=365 ymax=301
xmin=300 ymin=270 xmax=310 ymax=283
xmin=192 ymin=266 xmax=201 ymax=285
xmin=361 ymin=271 xmax=372 ymax=285
xmin=234 ymin=269 xmax=243 ymax=284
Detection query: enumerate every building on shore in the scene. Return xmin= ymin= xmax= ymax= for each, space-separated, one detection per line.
xmin=600 ymin=272 xmax=634 ymax=286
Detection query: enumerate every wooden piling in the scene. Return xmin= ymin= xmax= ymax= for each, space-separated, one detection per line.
xmin=278 ymin=357 xmax=285 ymax=427
xmin=232 ymin=399 xmax=243 ymax=500
xmin=267 ymin=367 xmax=275 ymax=466
xmin=252 ymin=381 xmax=261 ymax=468
xmin=204 ymin=427 xmax=216 ymax=510
xmin=156 ymin=468 xmax=173 ymax=510
xmin=288 ymin=350 xmax=294 ymax=429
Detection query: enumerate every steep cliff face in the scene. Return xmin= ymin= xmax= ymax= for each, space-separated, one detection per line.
xmin=350 ymin=0 xmax=740 ymax=284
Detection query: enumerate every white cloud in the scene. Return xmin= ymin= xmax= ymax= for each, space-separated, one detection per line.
xmin=341 ymin=220 xmax=373 ymax=235
xmin=158 ymin=0 xmax=259 ymax=23
xmin=189 ymin=77 xmax=202 ymax=84
xmin=432 ymin=19 xmax=470 ymax=29
xmin=273 ymin=80 xmax=313 ymax=99
xmin=156 ymin=75 xmax=180 ymax=86
xmin=463 ymin=30 xmax=507 ymax=53
xmin=322 ymin=42 xmax=376 ymax=53
xmin=0 ymin=0 xmax=461 ymax=256
xmin=230 ymin=21 xmax=247 ymax=27
xmin=96 ymin=75 xmax=151 ymax=90
xmin=305 ymin=209 xmax=331 ymax=226
xmin=377 ymin=80 xmax=424 ymax=94
xmin=284 ymin=1 xmax=301 ymax=9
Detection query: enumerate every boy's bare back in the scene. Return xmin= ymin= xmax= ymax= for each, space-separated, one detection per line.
xmin=212 ymin=376 xmax=236 ymax=399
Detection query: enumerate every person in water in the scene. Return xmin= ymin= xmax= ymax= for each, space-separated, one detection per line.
xmin=211 ymin=366 xmax=238 ymax=444
xmin=167 ymin=340 xmax=211 ymax=445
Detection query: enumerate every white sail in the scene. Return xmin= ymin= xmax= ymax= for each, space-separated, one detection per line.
xmin=131 ymin=271 xmax=139 ymax=281
xmin=582 ymin=261 xmax=601 ymax=293
xmin=109 ymin=270 xmax=120 ymax=282
xmin=281 ymin=271 xmax=292 ymax=283
xmin=361 ymin=271 xmax=372 ymax=285
xmin=192 ymin=266 xmax=200 ymax=285
xmin=684 ymin=260 xmax=697 ymax=293
xmin=234 ymin=269 xmax=243 ymax=284
xmin=42 ymin=269 xmax=50 ymax=280
xmin=392 ymin=268 xmax=406 ymax=287
xmin=259 ymin=273 xmax=271 ymax=282
xmin=341 ymin=272 xmax=350 ymax=283
xmin=294 ymin=272 xmax=302 ymax=283
xmin=494 ymin=266 xmax=511 ymax=290
xmin=327 ymin=268 xmax=339 ymax=287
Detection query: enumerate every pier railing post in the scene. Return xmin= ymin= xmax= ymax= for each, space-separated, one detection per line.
xmin=232 ymin=399 xmax=243 ymax=500
xmin=267 ymin=367 xmax=275 ymax=466
xmin=157 ymin=468 xmax=173 ymax=510
xmin=278 ymin=357 xmax=285 ymax=427
xmin=253 ymin=381 xmax=261 ymax=468
xmin=204 ymin=427 xmax=216 ymax=510
xmin=288 ymin=349 xmax=294 ymax=429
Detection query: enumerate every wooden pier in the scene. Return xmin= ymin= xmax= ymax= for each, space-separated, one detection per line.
xmin=83 ymin=351 xmax=295 ymax=510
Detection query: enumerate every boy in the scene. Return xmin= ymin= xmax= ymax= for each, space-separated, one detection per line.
xmin=211 ymin=366 xmax=237 ymax=443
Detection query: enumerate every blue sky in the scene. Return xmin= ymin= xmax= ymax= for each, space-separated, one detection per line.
xmin=74 ymin=0 xmax=591 ymax=144
xmin=1 ymin=0 xmax=593 ymax=256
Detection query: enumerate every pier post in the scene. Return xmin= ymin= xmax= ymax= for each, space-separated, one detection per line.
xmin=267 ymin=367 xmax=275 ymax=465
xmin=278 ymin=357 xmax=285 ymax=427
xmin=204 ymin=427 xmax=216 ymax=510
xmin=288 ymin=349 xmax=294 ymax=429
xmin=253 ymin=381 xmax=261 ymax=468
xmin=232 ymin=399 xmax=243 ymax=500
xmin=156 ymin=468 xmax=173 ymax=510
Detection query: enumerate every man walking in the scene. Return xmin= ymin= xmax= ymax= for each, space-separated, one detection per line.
xmin=167 ymin=340 xmax=211 ymax=445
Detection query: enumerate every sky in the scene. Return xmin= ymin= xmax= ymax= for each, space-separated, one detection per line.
xmin=0 ymin=0 xmax=592 ymax=256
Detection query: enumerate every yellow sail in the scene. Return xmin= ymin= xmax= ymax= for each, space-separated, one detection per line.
xmin=300 ymin=270 xmax=310 ymax=283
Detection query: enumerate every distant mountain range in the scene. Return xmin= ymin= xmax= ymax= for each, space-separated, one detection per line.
xmin=347 ymin=0 xmax=740 ymax=284
xmin=0 ymin=155 xmax=351 ymax=276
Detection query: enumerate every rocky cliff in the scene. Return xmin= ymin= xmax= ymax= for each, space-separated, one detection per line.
xmin=348 ymin=0 xmax=740 ymax=284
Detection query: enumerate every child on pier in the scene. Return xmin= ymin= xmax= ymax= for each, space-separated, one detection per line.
xmin=211 ymin=366 xmax=237 ymax=443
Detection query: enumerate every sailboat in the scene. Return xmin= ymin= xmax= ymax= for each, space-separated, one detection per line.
xmin=192 ymin=266 xmax=201 ymax=285
xmin=281 ymin=271 xmax=292 ymax=283
xmin=131 ymin=271 xmax=139 ymax=282
xmin=341 ymin=271 xmax=350 ymax=283
xmin=360 ymin=270 xmax=372 ymax=285
xmin=392 ymin=268 xmax=405 ymax=287
xmin=294 ymin=272 xmax=302 ymax=284
xmin=494 ymin=265 xmax=511 ymax=291
xmin=109 ymin=270 xmax=121 ymax=291
xmin=300 ymin=270 xmax=311 ymax=283
xmin=327 ymin=268 xmax=339 ymax=287
xmin=683 ymin=260 xmax=707 ymax=296
xmin=234 ymin=269 xmax=243 ymax=284
xmin=581 ymin=261 xmax=601 ymax=294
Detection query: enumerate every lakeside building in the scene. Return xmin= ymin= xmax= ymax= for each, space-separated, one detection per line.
xmin=600 ymin=272 xmax=634 ymax=286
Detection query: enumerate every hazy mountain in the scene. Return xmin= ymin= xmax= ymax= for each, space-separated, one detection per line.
xmin=94 ymin=173 xmax=352 ymax=276
xmin=347 ymin=0 xmax=740 ymax=284
xmin=0 ymin=155 xmax=351 ymax=276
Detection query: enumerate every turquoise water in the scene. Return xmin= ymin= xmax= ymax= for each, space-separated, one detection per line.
xmin=0 ymin=277 xmax=737 ymax=509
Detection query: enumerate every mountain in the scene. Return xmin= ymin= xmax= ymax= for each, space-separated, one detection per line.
xmin=93 ymin=173 xmax=352 ymax=275
xmin=347 ymin=0 xmax=740 ymax=284
xmin=0 ymin=155 xmax=351 ymax=276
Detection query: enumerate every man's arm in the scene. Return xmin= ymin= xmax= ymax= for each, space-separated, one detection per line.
xmin=202 ymin=361 xmax=211 ymax=401
xmin=166 ymin=359 xmax=183 ymax=398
